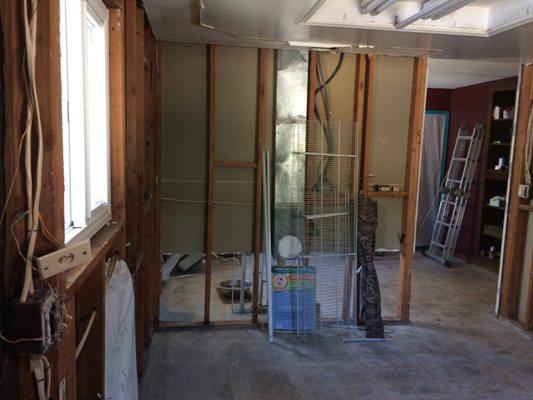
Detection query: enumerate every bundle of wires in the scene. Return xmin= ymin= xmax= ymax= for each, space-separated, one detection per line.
xmin=312 ymin=51 xmax=344 ymax=192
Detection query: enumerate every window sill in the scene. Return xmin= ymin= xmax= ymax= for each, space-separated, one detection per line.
xmin=66 ymin=221 xmax=124 ymax=295
xmin=65 ymin=207 xmax=112 ymax=245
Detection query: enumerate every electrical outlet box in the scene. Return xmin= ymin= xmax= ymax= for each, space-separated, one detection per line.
xmin=518 ymin=184 xmax=530 ymax=199
xmin=9 ymin=289 xmax=66 ymax=354
xmin=37 ymin=239 xmax=92 ymax=279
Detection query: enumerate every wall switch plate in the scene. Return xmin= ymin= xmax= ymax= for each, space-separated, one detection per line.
xmin=37 ymin=239 xmax=92 ymax=278
xmin=518 ymin=184 xmax=530 ymax=199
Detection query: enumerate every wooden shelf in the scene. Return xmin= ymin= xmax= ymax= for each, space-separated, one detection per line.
xmin=482 ymin=225 xmax=503 ymax=240
xmin=475 ymin=254 xmax=500 ymax=272
xmin=492 ymin=118 xmax=513 ymax=122
xmin=485 ymin=170 xmax=508 ymax=181
xmin=485 ymin=204 xmax=505 ymax=211
xmin=367 ymin=191 xmax=407 ymax=198
xmin=472 ymin=77 xmax=517 ymax=268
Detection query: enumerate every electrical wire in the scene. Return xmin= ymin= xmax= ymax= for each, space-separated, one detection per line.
xmin=20 ymin=0 xmax=44 ymax=303
xmin=312 ymin=52 xmax=345 ymax=191
xmin=75 ymin=310 xmax=97 ymax=359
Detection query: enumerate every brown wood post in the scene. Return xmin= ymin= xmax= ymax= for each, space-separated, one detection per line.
xmin=360 ymin=54 xmax=375 ymax=195
xmin=204 ymin=44 xmax=216 ymax=324
xmin=500 ymin=64 xmax=533 ymax=321
xmin=397 ymin=57 xmax=428 ymax=321
xmin=252 ymin=48 xmax=266 ymax=323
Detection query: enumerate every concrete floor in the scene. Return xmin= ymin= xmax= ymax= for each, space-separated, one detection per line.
xmin=142 ymin=254 xmax=533 ymax=400
xmin=160 ymin=255 xmax=259 ymax=322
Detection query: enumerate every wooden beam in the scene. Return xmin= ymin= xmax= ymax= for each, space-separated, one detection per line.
xmin=124 ymin=0 xmax=145 ymax=375
xmin=367 ymin=191 xmax=408 ymax=198
xmin=204 ymin=44 xmax=216 ymax=325
xmin=109 ymin=8 xmax=126 ymax=222
xmin=103 ymin=0 xmax=124 ymax=9
xmin=397 ymin=57 xmax=428 ymax=321
xmin=307 ymin=51 xmax=318 ymax=122
xmin=252 ymin=48 xmax=266 ymax=323
xmin=525 ymin=251 xmax=533 ymax=330
xmin=360 ymin=54 xmax=375 ymax=194
xmin=215 ymin=160 xmax=258 ymax=169
xmin=143 ymin=26 xmax=158 ymax=346
xmin=500 ymin=64 xmax=533 ymax=320
xmin=155 ymin=41 xmax=163 ymax=322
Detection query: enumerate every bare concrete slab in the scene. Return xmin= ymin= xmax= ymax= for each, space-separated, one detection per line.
xmin=141 ymin=255 xmax=533 ymax=400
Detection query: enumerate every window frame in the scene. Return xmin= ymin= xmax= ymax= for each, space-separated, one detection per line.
xmin=61 ymin=0 xmax=112 ymax=244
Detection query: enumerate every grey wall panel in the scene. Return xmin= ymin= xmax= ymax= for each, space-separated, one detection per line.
xmin=215 ymin=46 xmax=257 ymax=163
xmin=161 ymin=43 xmax=207 ymax=253
xmin=370 ymin=56 xmax=414 ymax=250
xmin=161 ymin=44 xmax=274 ymax=254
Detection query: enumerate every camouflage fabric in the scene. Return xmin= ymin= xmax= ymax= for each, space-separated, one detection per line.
xmin=357 ymin=195 xmax=384 ymax=338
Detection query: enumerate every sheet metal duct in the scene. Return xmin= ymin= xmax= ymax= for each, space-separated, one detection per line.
xmin=273 ymin=50 xmax=309 ymax=255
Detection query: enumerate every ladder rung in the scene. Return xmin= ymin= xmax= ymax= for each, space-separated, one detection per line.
xmin=431 ymin=243 xmax=446 ymax=248
xmin=457 ymin=136 xmax=473 ymax=139
xmin=452 ymin=158 xmax=467 ymax=161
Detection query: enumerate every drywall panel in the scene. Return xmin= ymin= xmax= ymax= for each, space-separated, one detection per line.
xmin=213 ymin=46 xmax=257 ymax=252
xmin=215 ymin=46 xmax=257 ymax=162
xmin=315 ymin=52 xmax=357 ymax=122
xmin=370 ymin=56 xmax=414 ymax=249
xmin=518 ymin=199 xmax=533 ymax=323
xmin=161 ymin=43 xmax=207 ymax=253
xmin=161 ymin=44 xmax=275 ymax=254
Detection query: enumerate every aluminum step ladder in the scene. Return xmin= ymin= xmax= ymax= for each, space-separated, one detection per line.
xmin=425 ymin=123 xmax=485 ymax=266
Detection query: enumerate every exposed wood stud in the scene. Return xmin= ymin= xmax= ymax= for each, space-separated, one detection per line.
xmin=204 ymin=44 xmax=216 ymax=325
xmin=397 ymin=57 xmax=428 ymax=321
xmin=252 ymin=48 xmax=266 ymax=323
xmin=500 ymin=64 xmax=533 ymax=320
xmin=349 ymin=53 xmax=366 ymax=322
xmin=154 ymin=41 xmax=163 ymax=325
xmin=109 ymin=9 xmax=126 ymax=222
xmin=215 ymin=160 xmax=258 ymax=169
xmin=360 ymin=54 xmax=375 ymax=195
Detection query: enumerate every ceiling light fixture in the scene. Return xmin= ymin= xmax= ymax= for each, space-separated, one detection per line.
xmin=395 ymin=0 xmax=475 ymax=29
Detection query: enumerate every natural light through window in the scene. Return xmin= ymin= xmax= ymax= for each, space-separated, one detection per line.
xmin=60 ymin=0 xmax=110 ymax=243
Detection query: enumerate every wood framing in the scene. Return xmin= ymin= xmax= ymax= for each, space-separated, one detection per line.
xmin=109 ymin=8 xmax=127 ymax=222
xmin=103 ymin=0 xmax=124 ymax=9
xmin=360 ymin=55 xmax=375 ymax=194
xmin=307 ymin=51 xmax=318 ymax=122
xmin=526 ymin=251 xmax=533 ymax=330
xmin=397 ymin=57 xmax=428 ymax=321
xmin=500 ymin=64 xmax=533 ymax=321
xmin=155 ymin=40 xmax=163 ymax=320
xmin=143 ymin=24 xmax=158 ymax=345
xmin=204 ymin=44 xmax=216 ymax=324
xmin=0 ymin=1 xmax=66 ymax=397
xmin=215 ymin=160 xmax=258 ymax=168
xmin=252 ymin=48 xmax=266 ymax=323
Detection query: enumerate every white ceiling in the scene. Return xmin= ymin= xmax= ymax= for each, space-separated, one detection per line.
xmin=143 ymin=0 xmax=533 ymax=62
xmin=427 ymin=59 xmax=519 ymax=89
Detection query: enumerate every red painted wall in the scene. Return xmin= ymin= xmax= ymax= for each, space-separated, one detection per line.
xmin=426 ymin=88 xmax=452 ymax=111
xmin=424 ymin=83 xmax=492 ymax=261
xmin=447 ymin=82 xmax=492 ymax=261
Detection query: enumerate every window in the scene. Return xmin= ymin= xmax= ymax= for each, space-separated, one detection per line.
xmin=60 ymin=0 xmax=110 ymax=243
